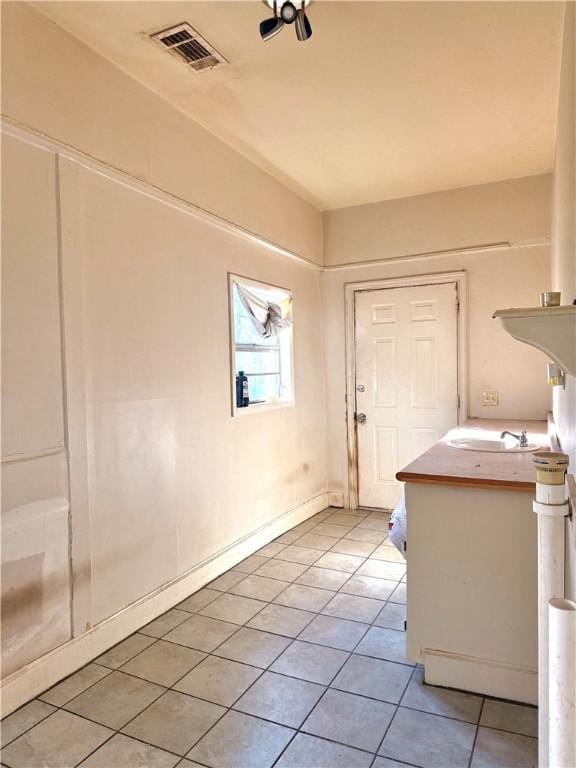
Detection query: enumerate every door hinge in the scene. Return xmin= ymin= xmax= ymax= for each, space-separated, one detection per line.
xmin=404 ymin=620 xmax=407 ymax=631
xmin=403 ymin=540 xmax=407 ymax=552
xmin=456 ymin=393 xmax=461 ymax=410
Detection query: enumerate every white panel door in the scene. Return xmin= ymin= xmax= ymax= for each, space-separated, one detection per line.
xmin=355 ymin=282 xmax=458 ymax=509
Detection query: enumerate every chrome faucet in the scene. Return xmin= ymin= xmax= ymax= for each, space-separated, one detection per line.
xmin=500 ymin=429 xmax=529 ymax=447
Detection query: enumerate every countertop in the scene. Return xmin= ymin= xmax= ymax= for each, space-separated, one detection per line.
xmin=396 ymin=419 xmax=550 ymax=491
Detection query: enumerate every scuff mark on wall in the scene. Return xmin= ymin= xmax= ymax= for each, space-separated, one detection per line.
xmin=1 ymin=499 xmax=71 ymax=677
xmin=1 ymin=554 xmax=45 ymax=628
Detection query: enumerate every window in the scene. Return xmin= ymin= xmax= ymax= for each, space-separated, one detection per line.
xmin=229 ymin=275 xmax=294 ymax=413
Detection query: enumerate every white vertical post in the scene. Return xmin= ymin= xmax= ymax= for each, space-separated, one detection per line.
xmin=532 ymin=451 xmax=570 ymax=768
xmin=537 ymin=513 xmax=567 ymax=767
xmin=549 ymin=598 xmax=576 ymax=768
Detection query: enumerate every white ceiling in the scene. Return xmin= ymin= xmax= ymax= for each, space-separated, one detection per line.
xmin=34 ymin=1 xmax=564 ymax=210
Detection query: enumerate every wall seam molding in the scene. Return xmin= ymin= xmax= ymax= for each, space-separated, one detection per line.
xmin=53 ymin=149 xmax=76 ymax=648
xmin=0 ymin=118 xmax=322 ymax=272
xmin=0 ymin=491 xmax=329 ymax=717
xmin=322 ymin=239 xmax=550 ymax=272
xmin=0 ymin=446 xmax=65 ymax=464
xmin=2 ymin=120 xmax=550 ymax=275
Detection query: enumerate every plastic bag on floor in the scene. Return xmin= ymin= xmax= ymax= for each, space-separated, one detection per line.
xmin=389 ymin=487 xmax=406 ymax=558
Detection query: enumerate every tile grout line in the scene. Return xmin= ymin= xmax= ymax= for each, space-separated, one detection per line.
xmin=26 ymin=656 xmax=532 ymax=767
xmin=0 ymin=704 xmax=59 ymax=753
xmin=151 ymin=513 xmax=391 ymax=763
xmin=171 ymin=546 xmax=355 ymax=766
xmin=3 ymin=509 xmax=537 ymax=767
xmin=270 ymin=560 xmax=399 ymax=767
xmin=12 ymin=676 xmax=505 ymax=768
xmin=467 ymin=697 xmax=486 ymax=768
xmin=219 ymin=542 xmax=404 ymax=626
xmin=170 ymin=605 xmax=306 ymax=765
xmin=1 ymin=511 xmax=396 ymax=755
xmin=24 ymin=580 xmax=290 ymax=762
xmin=4 ymin=667 xmax=533 ymax=754
xmin=369 ymin=662 xmax=420 ymax=768
xmin=269 ymin=615 xmax=363 ymax=767
xmin=128 ymin=590 xmax=407 ymax=662
xmin=289 ymin=523 xmax=400 ymax=616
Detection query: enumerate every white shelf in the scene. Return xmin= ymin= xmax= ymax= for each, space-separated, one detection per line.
xmin=493 ymin=305 xmax=576 ymax=376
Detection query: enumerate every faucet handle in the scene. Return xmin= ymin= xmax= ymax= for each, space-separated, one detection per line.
xmin=520 ymin=429 xmax=528 ymax=447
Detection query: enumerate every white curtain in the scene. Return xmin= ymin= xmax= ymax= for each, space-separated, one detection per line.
xmin=236 ymin=283 xmax=293 ymax=338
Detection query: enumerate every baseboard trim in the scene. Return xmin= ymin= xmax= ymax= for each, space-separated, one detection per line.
xmin=423 ymin=648 xmax=538 ymax=705
xmin=0 ymin=492 xmax=328 ymax=717
xmin=327 ymin=491 xmax=344 ymax=508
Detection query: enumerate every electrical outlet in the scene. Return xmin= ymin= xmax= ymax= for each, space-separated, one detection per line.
xmin=482 ymin=390 xmax=499 ymax=406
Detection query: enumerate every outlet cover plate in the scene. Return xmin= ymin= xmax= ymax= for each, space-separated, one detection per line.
xmin=482 ymin=390 xmax=499 ymax=406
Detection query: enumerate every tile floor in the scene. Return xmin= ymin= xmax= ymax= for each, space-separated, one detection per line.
xmin=1 ymin=508 xmax=538 ymax=768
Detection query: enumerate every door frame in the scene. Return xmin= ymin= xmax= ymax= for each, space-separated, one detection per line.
xmin=344 ymin=270 xmax=468 ymax=510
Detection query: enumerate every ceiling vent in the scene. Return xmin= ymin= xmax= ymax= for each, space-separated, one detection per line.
xmin=150 ymin=23 xmax=227 ymax=72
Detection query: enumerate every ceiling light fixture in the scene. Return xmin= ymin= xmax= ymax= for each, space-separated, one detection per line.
xmin=295 ymin=6 xmax=312 ymax=41
xmin=280 ymin=1 xmax=297 ymax=24
xmin=260 ymin=0 xmax=312 ymax=42
xmin=259 ymin=12 xmax=284 ymax=41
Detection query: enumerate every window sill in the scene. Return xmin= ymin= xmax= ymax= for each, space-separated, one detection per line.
xmin=232 ymin=400 xmax=294 ymax=417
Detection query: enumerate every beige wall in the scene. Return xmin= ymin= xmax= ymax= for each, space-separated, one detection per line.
xmin=550 ymin=3 xmax=576 ymax=599
xmin=1 ymin=2 xmax=322 ymax=266
xmin=1 ymin=0 xmax=565 ymax=690
xmin=65 ymin=154 xmax=327 ymax=628
xmin=324 ymin=174 xmax=551 ymax=267
xmin=0 ymin=0 xmax=326 ymax=684
xmin=1 ymin=134 xmax=71 ymax=676
xmin=322 ymin=177 xmax=552 ymax=500
xmin=1 ymin=126 xmax=328 ymax=681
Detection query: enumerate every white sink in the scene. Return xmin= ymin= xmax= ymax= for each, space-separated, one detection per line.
xmin=447 ymin=437 xmax=539 ymax=453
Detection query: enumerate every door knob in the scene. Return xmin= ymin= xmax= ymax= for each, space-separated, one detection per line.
xmin=356 ymin=413 xmax=367 ymax=424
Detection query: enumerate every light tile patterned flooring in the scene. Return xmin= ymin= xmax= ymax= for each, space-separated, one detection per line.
xmin=1 ymin=508 xmax=538 ymax=768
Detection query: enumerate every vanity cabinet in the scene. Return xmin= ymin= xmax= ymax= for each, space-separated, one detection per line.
xmin=397 ymin=419 xmax=548 ymax=705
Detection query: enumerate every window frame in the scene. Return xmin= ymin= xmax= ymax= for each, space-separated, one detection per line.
xmin=228 ymin=272 xmax=295 ymax=416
